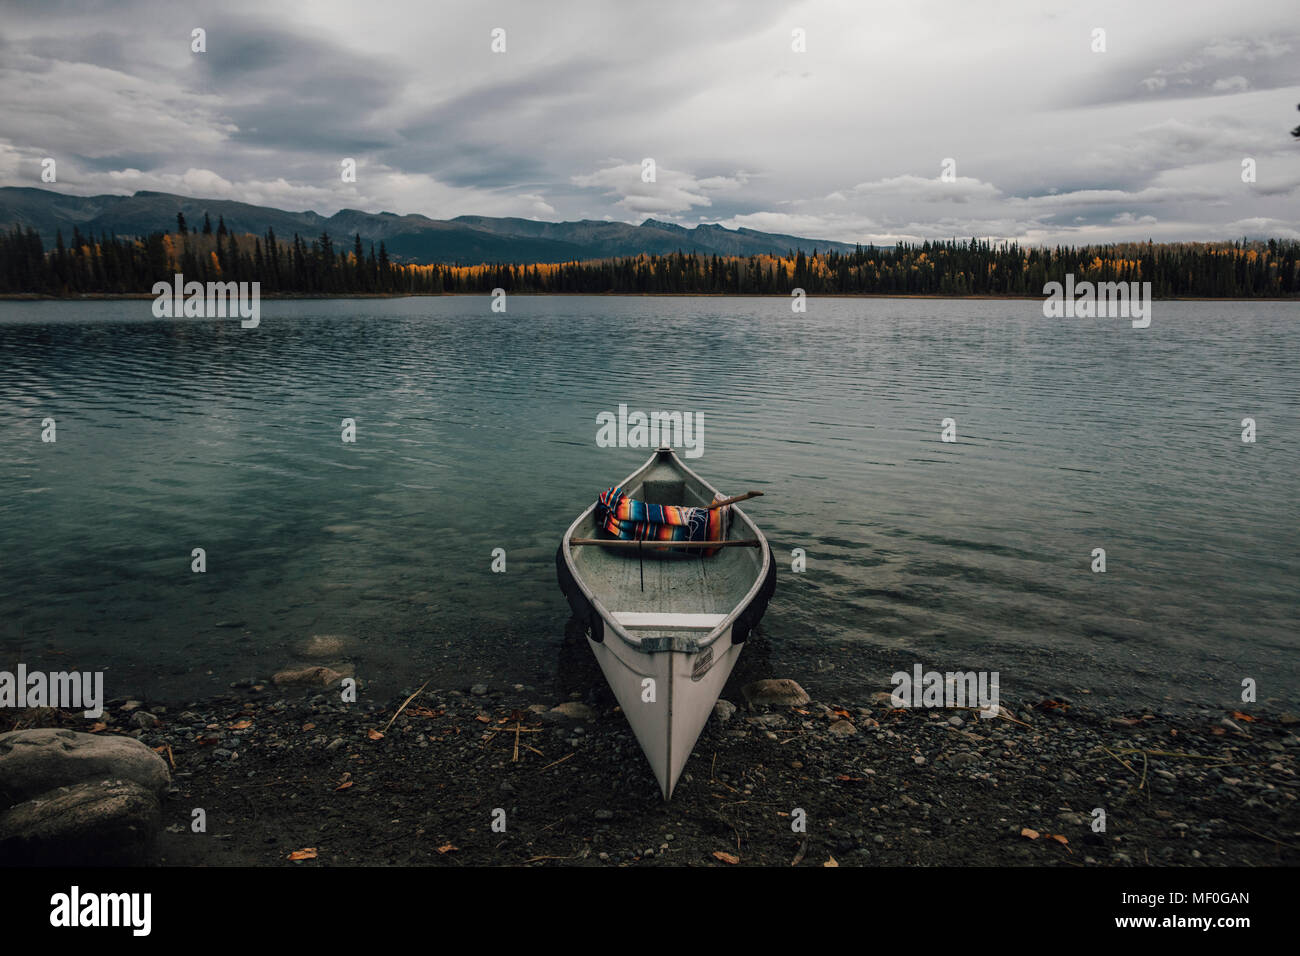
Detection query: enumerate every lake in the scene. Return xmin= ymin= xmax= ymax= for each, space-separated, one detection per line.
xmin=1 ymin=296 xmax=1296 ymax=711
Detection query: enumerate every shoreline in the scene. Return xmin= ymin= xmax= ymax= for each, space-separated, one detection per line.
xmin=3 ymin=292 xmax=1298 ymax=303
xmin=6 ymin=679 xmax=1295 ymax=867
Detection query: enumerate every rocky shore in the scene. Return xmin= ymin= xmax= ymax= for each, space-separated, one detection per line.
xmin=3 ymin=677 xmax=1296 ymax=867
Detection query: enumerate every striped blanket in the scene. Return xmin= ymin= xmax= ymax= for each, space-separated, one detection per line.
xmin=595 ymin=486 xmax=729 ymax=556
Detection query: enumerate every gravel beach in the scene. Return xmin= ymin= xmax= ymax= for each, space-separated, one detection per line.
xmin=6 ymin=678 xmax=1295 ymax=867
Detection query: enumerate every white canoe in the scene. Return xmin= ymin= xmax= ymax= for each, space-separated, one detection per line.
xmin=556 ymin=447 xmax=775 ymax=799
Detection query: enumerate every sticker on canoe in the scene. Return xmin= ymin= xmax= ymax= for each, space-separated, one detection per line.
xmin=691 ymin=647 xmax=715 ymax=682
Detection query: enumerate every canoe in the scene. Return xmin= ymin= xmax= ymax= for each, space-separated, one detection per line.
xmin=556 ymin=446 xmax=776 ymax=798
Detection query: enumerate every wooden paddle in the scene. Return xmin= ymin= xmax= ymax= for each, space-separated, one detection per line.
xmin=708 ymin=491 xmax=763 ymax=510
xmin=569 ymin=537 xmax=762 ymax=550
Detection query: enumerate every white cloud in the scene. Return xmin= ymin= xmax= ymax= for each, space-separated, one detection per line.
xmin=571 ymin=162 xmax=747 ymax=216
xmin=1210 ymin=75 xmax=1250 ymax=92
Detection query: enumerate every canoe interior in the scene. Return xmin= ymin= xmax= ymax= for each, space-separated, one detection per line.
xmin=568 ymin=454 xmax=764 ymax=640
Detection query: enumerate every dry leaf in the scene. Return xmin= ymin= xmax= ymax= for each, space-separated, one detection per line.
xmin=302 ymin=723 xmax=316 ymax=732
xmin=1231 ymin=711 xmax=1256 ymax=722
xmin=475 ymin=714 xmax=491 ymax=724
xmin=1020 ymin=827 xmax=1040 ymax=839
xmin=712 ymin=851 xmax=740 ymax=864
xmin=229 ymin=720 xmax=252 ymax=730
xmin=89 ymin=722 xmax=107 ymax=733
xmin=830 ymin=707 xmax=852 ymax=720
xmin=334 ymin=780 xmax=353 ymax=791
xmin=436 ymin=844 xmax=459 ymax=854
xmin=791 ymin=839 xmax=807 ymax=867
xmin=1049 ymin=833 xmax=1069 ymax=845
xmin=287 ymin=848 xmax=318 ymax=861
xmin=367 ymin=729 xmax=384 ymax=740
xmin=823 ymin=856 xmax=839 ymax=867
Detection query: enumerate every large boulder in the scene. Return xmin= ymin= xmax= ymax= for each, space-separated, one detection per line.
xmin=0 ymin=729 xmax=170 ymax=805
xmin=741 ymin=678 xmax=810 ymax=707
xmin=0 ymin=779 xmax=161 ymax=865
xmin=0 ymin=729 xmax=170 ymax=866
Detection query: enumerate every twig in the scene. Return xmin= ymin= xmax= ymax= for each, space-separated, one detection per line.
xmin=382 ymin=679 xmax=431 ymax=735
xmin=1238 ymin=825 xmax=1300 ymax=851
xmin=1100 ymin=745 xmax=1140 ymax=778
xmin=524 ymin=850 xmax=583 ymax=863
xmin=537 ymin=752 xmax=574 ymax=772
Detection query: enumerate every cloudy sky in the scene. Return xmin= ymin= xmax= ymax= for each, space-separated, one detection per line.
xmin=2 ymin=0 xmax=1297 ymax=244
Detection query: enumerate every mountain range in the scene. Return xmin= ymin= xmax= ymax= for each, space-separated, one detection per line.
xmin=0 ymin=187 xmax=860 ymax=264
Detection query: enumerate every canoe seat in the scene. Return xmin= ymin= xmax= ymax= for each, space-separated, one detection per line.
xmin=611 ymin=611 xmax=728 ymax=631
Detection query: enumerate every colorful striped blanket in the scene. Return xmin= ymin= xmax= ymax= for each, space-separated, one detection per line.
xmin=595 ymin=486 xmax=730 ymax=556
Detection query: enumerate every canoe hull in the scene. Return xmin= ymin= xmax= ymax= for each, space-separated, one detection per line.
xmin=587 ymin=622 xmax=743 ymax=799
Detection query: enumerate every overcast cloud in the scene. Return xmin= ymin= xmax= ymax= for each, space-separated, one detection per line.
xmin=1 ymin=0 xmax=1297 ymax=244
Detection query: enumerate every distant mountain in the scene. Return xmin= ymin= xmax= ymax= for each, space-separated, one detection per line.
xmin=0 ymin=187 xmax=861 ymax=264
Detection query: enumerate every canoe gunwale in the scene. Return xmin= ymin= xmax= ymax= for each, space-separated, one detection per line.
xmin=561 ymin=447 xmax=771 ymax=653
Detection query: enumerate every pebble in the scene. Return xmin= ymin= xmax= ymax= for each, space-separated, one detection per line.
xmin=470 ymin=684 xmax=488 ymax=696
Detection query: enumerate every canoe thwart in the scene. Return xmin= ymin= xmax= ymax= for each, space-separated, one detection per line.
xmin=611 ymin=611 xmax=728 ymax=630
xmin=569 ymin=537 xmax=761 ymax=550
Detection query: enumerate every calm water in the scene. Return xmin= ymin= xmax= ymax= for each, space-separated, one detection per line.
xmin=1 ymin=296 xmax=1296 ymax=710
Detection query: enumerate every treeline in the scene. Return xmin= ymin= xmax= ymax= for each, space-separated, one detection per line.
xmin=3 ymin=221 xmax=1298 ymax=298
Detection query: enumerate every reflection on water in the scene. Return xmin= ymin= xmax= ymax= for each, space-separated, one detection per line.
xmin=0 ymin=296 xmax=1296 ymax=709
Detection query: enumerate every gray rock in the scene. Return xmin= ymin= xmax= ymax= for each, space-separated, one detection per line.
xmin=594 ymin=809 xmax=615 ymax=821
xmin=828 ymin=720 xmax=857 ymax=737
xmin=0 ymin=729 xmax=171 ymax=806
xmin=470 ymin=684 xmax=489 ymax=696
xmin=131 ymin=712 xmax=161 ymax=729
xmin=550 ymin=702 xmax=595 ymax=721
xmin=741 ymin=679 xmax=810 ymax=707
xmin=272 ymin=666 xmax=346 ymax=687
xmin=0 ymin=778 xmax=161 ymax=865
xmin=713 ymin=700 xmax=737 ymax=723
